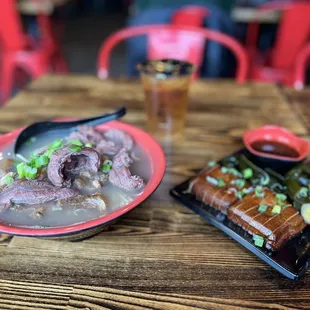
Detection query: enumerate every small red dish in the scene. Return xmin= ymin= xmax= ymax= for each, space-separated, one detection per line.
xmin=0 ymin=121 xmax=166 ymax=239
xmin=243 ymin=125 xmax=309 ymax=162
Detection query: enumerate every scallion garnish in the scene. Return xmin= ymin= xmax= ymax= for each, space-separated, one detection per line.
xmin=243 ymin=168 xmax=253 ymax=179
xmin=255 ymin=185 xmax=265 ymax=198
xmin=208 ymin=161 xmax=216 ymax=167
xmin=258 ymin=204 xmax=268 ymax=213
xmin=297 ymin=187 xmax=308 ymax=198
xmin=101 ymin=159 xmax=113 ymax=173
xmin=217 ymin=178 xmax=226 ymax=187
xmin=17 ymin=162 xmax=26 ymax=178
xmin=35 ymin=155 xmax=49 ymax=168
xmin=259 ymin=174 xmax=270 ymax=186
xmin=236 ymin=191 xmax=244 ymax=199
xmin=26 ymin=167 xmax=37 ymax=179
xmin=4 ymin=175 xmax=14 ymax=185
xmin=85 ymin=143 xmax=92 ymax=148
xmin=253 ymin=235 xmax=264 ymax=247
xmin=221 ymin=166 xmax=228 ymax=174
xmin=276 ymin=193 xmax=287 ymax=203
xmin=231 ymin=179 xmax=245 ymax=189
xmin=68 ymin=145 xmax=82 ymax=152
xmin=206 ymin=176 xmax=218 ymax=186
xmin=44 ymin=149 xmax=54 ymax=158
xmin=227 ymin=168 xmax=242 ymax=177
xmin=71 ymin=139 xmax=84 ymax=147
xmin=272 ymin=205 xmax=281 ymax=215
xmin=49 ymin=138 xmax=63 ymax=150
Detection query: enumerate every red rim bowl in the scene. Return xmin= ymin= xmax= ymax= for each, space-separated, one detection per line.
xmin=0 ymin=121 xmax=166 ymax=236
xmin=243 ymin=125 xmax=309 ymax=162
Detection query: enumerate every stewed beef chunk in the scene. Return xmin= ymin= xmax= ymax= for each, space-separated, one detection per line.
xmin=109 ymin=148 xmax=145 ymax=191
xmin=47 ymin=147 xmax=100 ymax=187
xmin=0 ymin=180 xmax=78 ymax=213
xmin=104 ymin=129 xmax=133 ymax=151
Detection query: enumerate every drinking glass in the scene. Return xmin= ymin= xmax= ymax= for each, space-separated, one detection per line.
xmin=137 ymin=59 xmax=194 ymax=140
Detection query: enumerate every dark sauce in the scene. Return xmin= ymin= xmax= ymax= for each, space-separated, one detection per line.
xmin=251 ymin=140 xmax=300 ymax=158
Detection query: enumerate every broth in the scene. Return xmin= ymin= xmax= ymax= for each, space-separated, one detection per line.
xmin=0 ymin=129 xmax=151 ymax=228
xmin=251 ymin=140 xmax=300 ymax=158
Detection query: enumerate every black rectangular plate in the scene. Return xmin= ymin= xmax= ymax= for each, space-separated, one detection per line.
xmin=170 ymin=149 xmax=310 ymax=280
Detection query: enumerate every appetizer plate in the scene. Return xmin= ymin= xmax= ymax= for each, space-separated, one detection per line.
xmin=0 ymin=121 xmax=166 ymax=239
xmin=170 ymin=149 xmax=310 ymax=280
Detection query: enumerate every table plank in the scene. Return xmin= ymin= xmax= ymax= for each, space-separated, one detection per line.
xmin=0 ymin=75 xmax=309 ymax=310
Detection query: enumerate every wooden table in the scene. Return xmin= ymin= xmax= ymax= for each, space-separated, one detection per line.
xmin=1 ymin=75 xmax=310 ymax=310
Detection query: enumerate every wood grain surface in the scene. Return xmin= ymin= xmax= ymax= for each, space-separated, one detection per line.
xmin=0 ymin=75 xmax=310 ymax=310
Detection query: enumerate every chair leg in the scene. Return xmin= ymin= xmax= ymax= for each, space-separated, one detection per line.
xmin=0 ymin=55 xmax=15 ymax=104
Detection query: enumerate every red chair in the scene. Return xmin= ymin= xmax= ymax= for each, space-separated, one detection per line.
xmin=97 ymin=24 xmax=248 ymax=83
xmin=0 ymin=0 xmax=68 ymax=103
xmin=293 ymin=43 xmax=310 ymax=89
xmin=246 ymin=1 xmax=310 ymax=86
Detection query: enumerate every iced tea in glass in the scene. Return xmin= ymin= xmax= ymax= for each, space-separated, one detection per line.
xmin=138 ymin=59 xmax=194 ymax=140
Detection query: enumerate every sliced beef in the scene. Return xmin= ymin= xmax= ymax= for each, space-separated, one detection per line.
xmin=0 ymin=180 xmax=78 ymax=213
xmin=68 ymin=126 xmax=134 ymax=155
xmin=47 ymin=147 xmax=100 ymax=187
xmin=190 ymin=165 xmax=251 ymax=214
xmin=109 ymin=148 xmax=145 ymax=191
xmin=228 ymin=189 xmax=307 ymax=250
xmin=104 ymin=129 xmax=133 ymax=151
xmin=57 ymin=194 xmax=107 ymax=213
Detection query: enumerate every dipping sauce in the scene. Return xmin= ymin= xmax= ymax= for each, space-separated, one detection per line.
xmin=251 ymin=140 xmax=300 ymax=158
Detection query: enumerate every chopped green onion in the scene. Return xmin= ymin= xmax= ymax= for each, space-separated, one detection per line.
xmin=103 ymin=159 xmax=113 ymax=167
xmin=17 ymin=162 xmax=26 ymax=178
xmin=4 ymin=175 xmax=14 ymax=185
xmin=101 ymin=164 xmax=112 ymax=173
xmin=236 ymin=191 xmax=244 ymax=199
xmin=297 ymin=187 xmax=308 ymax=198
xmin=68 ymin=145 xmax=82 ymax=152
xmin=44 ymin=149 xmax=55 ymax=158
xmin=253 ymin=235 xmax=264 ymax=247
xmin=221 ymin=166 xmax=228 ymax=174
xmin=49 ymin=139 xmax=63 ymax=150
xmin=71 ymin=139 xmax=84 ymax=147
xmin=242 ymin=187 xmax=251 ymax=195
xmin=231 ymin=179 xmax=245 ymax=189
xmin=30 ymin=152 xmax=39 ymax=160
xmin=85 ymin=143 xmax=92 ymax=147
xmin=35 ymin=155 xmax=49 ymax=168
xmin=227 ymin=167 xmax=242 ymax=177
xmin=217 ymin=178 xmax=226 ymax=187
xmin=208 ymin=161 xmax=216 ymax=167
xmin=25 ymin=167 xmax=37 ymax=179
xmin=255 ymin=185 xmax=265 ymax=198
xmin=243 ymin=168 xmax=253 ymax=179
xmin=206 ymin=176 xmax=218 ymax=186
xmin=272 ymin=205 xmax=281 ymax=215
xmin=276 ymin=193 xmax=287 ymax=203
xmin=258 ymin=204 xmax=268 ymax=213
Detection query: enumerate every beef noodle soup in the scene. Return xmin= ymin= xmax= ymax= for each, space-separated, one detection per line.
xmin=0 ymin=126 xmax=151 ymax=228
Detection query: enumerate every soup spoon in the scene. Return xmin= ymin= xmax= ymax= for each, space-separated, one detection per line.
xmin=13 ymin=106 xmax=126 ymax=156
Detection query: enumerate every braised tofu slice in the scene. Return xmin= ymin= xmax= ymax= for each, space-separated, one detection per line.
xmin=189 ymin=165 xmax=251 ymax=214
xmin=228 ymin=188 xmax=307 ymax=250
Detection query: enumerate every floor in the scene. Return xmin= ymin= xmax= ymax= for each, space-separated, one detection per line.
xmin=62 ymin=12 xmax=127 ymax=77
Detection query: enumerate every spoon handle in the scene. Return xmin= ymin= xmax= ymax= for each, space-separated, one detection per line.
xmin=70 ymin=106 xmax=127 ymax=129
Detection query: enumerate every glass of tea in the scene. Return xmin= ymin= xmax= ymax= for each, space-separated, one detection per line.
xmin=137 ymin=59 xmax=194 ymax=140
